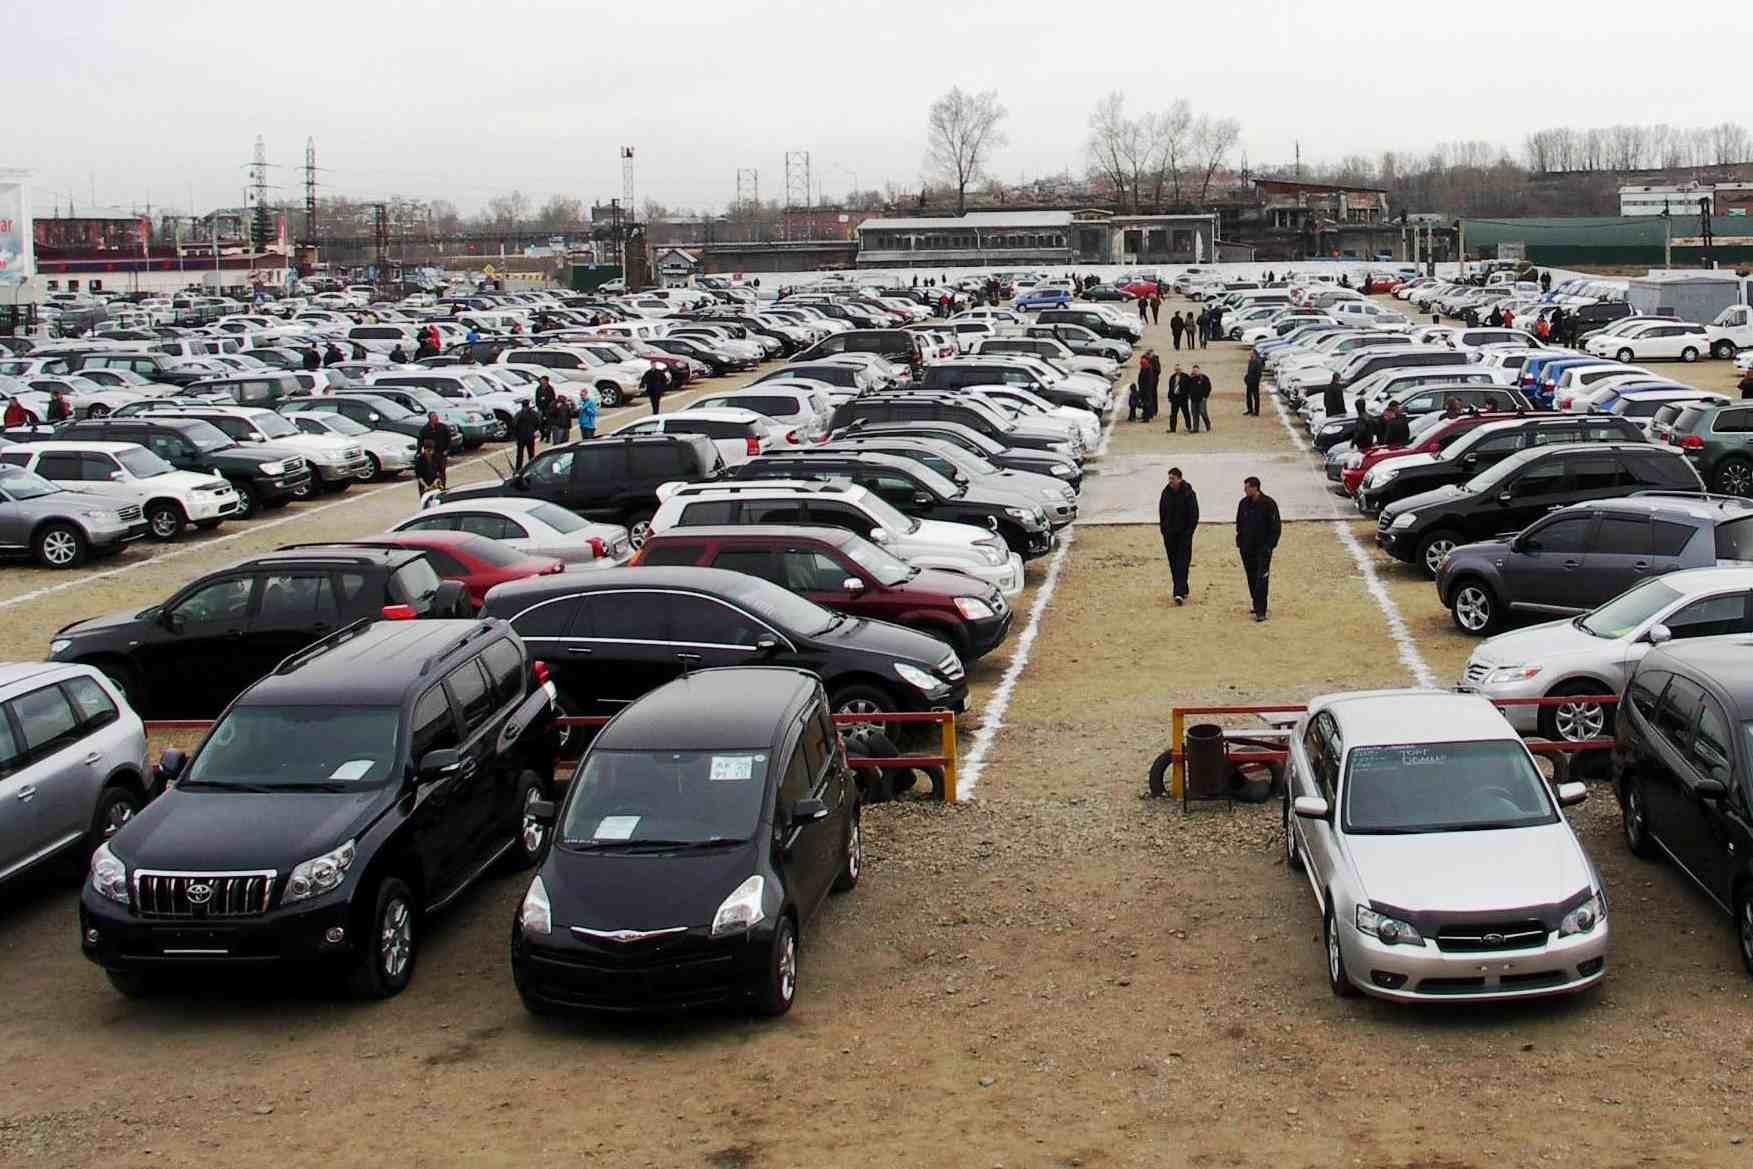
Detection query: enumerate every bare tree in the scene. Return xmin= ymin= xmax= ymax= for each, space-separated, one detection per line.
xmin=486 ymin=190 xmax=530 ymax=228
xmin=1084 ymin=91 xmax=1136 ymax=210
xmin=535 ymin=195 xmax=584 ymax=230
xmin=1152 ymin=100 xmax=1195 ymax=206
xmin=925 ymin=87 xmax=1009 ymax=215
xmin=1192 ymin=115 xmax=1242 ymax=202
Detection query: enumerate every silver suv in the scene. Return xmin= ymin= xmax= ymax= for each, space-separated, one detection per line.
xmin=1285 ymin=689 xmax=1608 ymax=1002
xmin=0 ymin=463 xmax=147 ymax=568
xmin=0 ymin=663 xmax=150 ymax=887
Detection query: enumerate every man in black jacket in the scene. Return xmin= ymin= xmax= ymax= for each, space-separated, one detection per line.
xmin=1235 ymin=476 xmax=1282 ymax=622
xmin=1243 ymin=351 xmax=1263 ymax=416
xmin=1170 ymin=312 xmax=1185 ymax=350
xmin=1322 ymin=372 xmax=1344 ymax=420
xmin=1352 ymin=394 xmax=1376 ymax=450
xmin=1137 ymin=351 xmax=1160 ymax=423
xmin=302 ymin=348 xmax=321 ymax=371
xmin=1378 ymin=401 xmax=1412 ymax=447
xmin=1187 ymin=365 xmax=1213 ymax=433
xmin=418 ymin=411 xmax=450 ymax=453
xmin=1165 ymin=364 xmax=1192 ymax=434
xmin=512 ymin=401 xmax=540 ymax=470
xmin=1158 ymin=467 xmax=1199 ymax=604
xmin=640 ymin=363 xmax=670 ymax=414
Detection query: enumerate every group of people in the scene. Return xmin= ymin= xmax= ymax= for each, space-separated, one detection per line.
xmin=1127 ymin=352 xmax=1215 ymax=434
xmin=2 ymin=388 xmax=70 ymax=428
xmin=511 ymin=374 xmax=602 ymax=471
xmin=1158 ymin=471 xmax=1282 ymax=622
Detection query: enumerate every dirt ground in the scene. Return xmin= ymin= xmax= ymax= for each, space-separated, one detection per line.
xmin=7 ymin=299 xmax=1753 ymax=1168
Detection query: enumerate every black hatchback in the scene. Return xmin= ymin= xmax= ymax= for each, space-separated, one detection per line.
xmin=511 ymin=667 xmax=859 ymax=1015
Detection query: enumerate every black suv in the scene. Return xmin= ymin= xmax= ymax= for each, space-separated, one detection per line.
xmin=1437 ymin=494 xmax=1753 ymax=634
xmin=1378 ymin=442 xmax=1704 ymax=577
xmin=1614 ymin=637 xmax=1753 ymax=977
xmin=59 ymin=416 xmax=313 ymax=518
xmin=1036 ymin=307 xmax=1138 ymax=342
xmin=52 ymin=351 xmax=211 ymax=387
xmin=728 ymin=451 xmax=1054 ymax=558
xmin=185 ymin=372 xmax=306 ymax=408
xmin=81 ymin=618 xmax=557 ymax=998
xmin=1356 ymin=413 xmax=1646 ymax=514
xmin=432 ymin=434 xmax=723 ymax=547
xmin=791 ymin=329 xmax=918 ymax=368
xmin=48 ymin=545 xmax=471 ymax=717
xmin=479 ymin=565 xmax=968 ymax=726
xmin=915 ymin=362 xmax=1100 ymax=414
xmin=830 ymin=394 xmax=1079 ymax=460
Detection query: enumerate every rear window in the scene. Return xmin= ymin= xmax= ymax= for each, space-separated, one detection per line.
xmin=387 ymin=558 xmax=443 ymax=608
xmin=527 ymin=502 xmax=588 ymax=534
xmin=1718 ymin=517 xmax=1753 ymax=562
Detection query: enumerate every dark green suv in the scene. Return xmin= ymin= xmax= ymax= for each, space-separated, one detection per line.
xmin=1668 ymin=402 xmax=1753 ymax=496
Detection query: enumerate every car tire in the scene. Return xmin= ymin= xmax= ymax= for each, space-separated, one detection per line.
xmin=830 ymin=684 xmax=897 ymax=736
xmin=1620 ymin=775 xmax=1659 ymax=859
xmin=104 ymin=969 xmax=157 ymax=998
xmin=1282 ymin=791 xmax=1304 ymax=872
xmin=1716 ymin=457 xmax=1753 ymax=497
xmin=347 ymin=877 xmax=418 ymax=999
xmin=232 ymin=483 xmax=260 ymax=520
xmin=86 ymin=783 xmax=142 ymax=854
xmin=86 ymin=403 xmax=112 ymax=418
xmin=755 ymin=916 xmax=798 ymax=1017
xmin=1715 ymin=341 xmax=1738 ymax=360
xmin=1617 ymin=348 xmax=1634 ymax=363
xmin=34 ymin=522 xmax=86 ymax=569
xmin=1736 ymin=885 xmax=1753 ymax=978
xmin=144 ymin=501 xmax=185 ymax=542
xmin=1324 ymin=903 xmax=1357 ymax=998
xmin=625 ymin=510 xmax=655 ymax=549
xmin=1539 ymin=680 xmax=1614 ymax=744
xmin=364 ymin=453 xmax=384 ymax=480
xmin=832 ymin=804 xmax=862 ymax=893
xmin=1682 ymin=346 xmax=1699 ymax=363
xmin=1448 ymin=578 xmax=1500 ymax=635
xmin=597 ymin=382 xmax=623 ymax=408
xmin=507 ymin=774 xmax=549 ymax=871
xmin=1415 ymin=529 xmax=1460 ymax=579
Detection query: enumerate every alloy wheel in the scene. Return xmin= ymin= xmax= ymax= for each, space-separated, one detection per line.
xmin=103 ymin=801 xmax=135 ymax=837
xmin=1625 ymin=786 xmax=1646 ymax=847
xmin=1422 ymin=538 xmax=1456 ymax=575
xmin=1454 ymin=586 xmax=1492 ymax=632
xmin=628 ymin=520 xmax=652 ymax=549
xmin=1326 ymin=920 xmax=1342 ymax=983
xmin=1554 ymin=701 xmax=1606 ymax=742
xmin=150 ymin=509 xmax=180 ymax=539
xmin=42 ymin=530 xmax=78 ymax=566
xmin=847 ymin=817 xmax=863 ymax=881
xmin=777 ymin=930 xmax=797 ymax=1003
xmin=520 ymin=787 xmax=546 ymax=856
xmin=1721 ymin=462 xmax=1753 ymax=497
xmin=1282 ymin=798 xmax=1297 ymax=866
xmin=380 ymin=897 xmax=413 ymax=979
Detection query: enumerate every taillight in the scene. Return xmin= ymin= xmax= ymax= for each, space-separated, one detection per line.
xmin=1678 ymin=434 xmax=1705 ymax=450
xmin=531 ymin=659 xmax=551 ymax=687
xmin=380 ymin=604 xmax=417 ymax=620
xmin=627 ymin=547 xmax=645 ymax=565
xmin=746 ymin=435 xmax=760 ymax=456
xmin=587 ymin=536 xmax=606 ymax=558
xmin=542 ymin=560 xmax=565 ymax=575
xmin=786 ymin=429 xmax=800 ymax=444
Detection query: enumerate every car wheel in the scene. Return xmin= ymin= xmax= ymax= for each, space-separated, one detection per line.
xmin=145 ymin=501 xmax=185 ymax=542
xmin=508 ymin=775 xmax=548 ymax=871
xmin=1449 ymin=579 xmax=1500 ymax=635
xmin=1737 ymin=886 xmax=1753 ymax=978
xmin=1282 ymin=791 xmax=1304 ymax=872
xmin=1617 ymin=348 xmax=1634 ymax=363
xmin=348 ymin=877 xmax=418 ymax=999
xmin=34 ymin=522 xmax=86 ymax=569
xmin=831 ymin=684 xmax=897 ymax=734
xmin=364 ymin=453 xmax=383 ymax=480
xmin=1682 ymin=346 xmax=1699 ymax=363
xmin=1620 ymin=776 xmax=1659 ymax=859
xmin=1415 ymin=529 xmax=1460 ymax=579
xmin=756 ymin=916 xmax=798 ymax=1016
xmin=86 ymin=403 xmax=111 ymax=418
xmin=232 ymin=484 xmax=259 ymax=520
xmin=87 ymin=783 xmax=142 ymax=853
xmin=1539 ymin=681 xmax=1614 ymax=743
xmin=597 ymin=382 xmax=623 ymax=407
xmin=1323 ymin=903 xmax=1357 ymax=998
xmin=625 ymin=510 xmax=655 ymax=550
xmin=1715 ymin=341 xmax=1737 ymax=360
xmin=105 ymin=969 xmax=157 ymax=998
xmin=832 ymin=804 xmax=862 ymax=893
xmin=1716 ymin=458 xmax=1753 ymax=497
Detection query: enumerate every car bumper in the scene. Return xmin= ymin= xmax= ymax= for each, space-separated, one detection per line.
xmin=260 ymin=469 xmax=313 ymax=500
xmin=1045 ymin=501 xmax=1078 ymax=527
xmin=80 ymin=889 xmax=361 ymax=970
xmin=315 ymin=457 xmax=373 ymax=482
xmin=972 ymin=553 xmax=1026 ymax=599
xmin=185 ymin=493 xmax=240 ymax=521
xmin=965 ymin=609 xmax=1015 ymax=659
xmin=1454 ymin=678 xmax=1543 ymax=733
xmin=1374 ymin=526 xmax=1417 ymax=563
xmin=1339 ymin=918 xmax=1608 ymax=1003
xmin=511 ymin=922 xmax=772 ymax=1014
xmin=89 ymin=522 xmax=149 ymax=550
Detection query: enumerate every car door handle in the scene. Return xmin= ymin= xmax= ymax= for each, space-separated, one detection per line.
xmin=83 ymin=751 xmax=102 ymax=765
xmin=566 ymin=645 xmax=592 ymax=655
xmin=15 ymin=785 xmax=35 ymax=802
xmin=674 ymin=652 xmax=702 ymax=662
xmin=1632 ymin=561 xmax=1650 ymax=571
xmin=1561 ymin=559 xmax=1581 ymax=569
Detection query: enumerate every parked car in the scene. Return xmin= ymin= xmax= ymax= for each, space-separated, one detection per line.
xmin=1285 ymin=689 xmax=1605 ymax=1002
xmin=1437 ymin=494 xmax=1753 ymax=635
xmin=637 ymin=525 xmax=1012 ymax=660
xmin=0 ymin=663 xmax=150 ymax=890
xmin=1460 ymin=566 xmax=1753 ymax=742
xmin=280 ymin=394 xmax=462 ymax=454
xmin=325 ymin=532 xmax=566 ymax=609
xmin=0 ymin=441 xmax=239 ymax=540
xmin=334 ymin=388 xmax=493 ymax=449
xmin=1036 ymin=307 xmax=1141 ymax=343
xmin=607 ymin=408 xmax=779 ymax=467
xmin=284 ymin=410 xmax=417 ymax=480
xmin=833 ymin=417 xmax=1081 ymax=489
xmin=118 ymin=404 xmax=371 ymax=496
xmin=81 ymin=618 xmax=557 ymax=998
xmin=60 ymin=416 xmax=312 ymax=519
xmin=829 ymin=393 xmax=1081 ymax=462
xmin=428 ymin=435 xmax=722 ymax=549
xmin=1376 ymin=441 xmax=1703 ymax=576
xmin=817 ymin=434 xmax=1077 ymax=526
xmin=790 ymin=329 xmax=920 ymax=370
xmin=1586 ymin=321 xmax=1711 ymax=364
xmin=390 ymin=497 xmax=629 ymax=567
xmin=510 ymin=667 xmax=858 ymax=1016
xmin=0 ymin=462 xmax=147 ymax=567
xmin=1664 ymin=400 xmax=1753 ymax=496
xmin=686 ymin=387 xmax=832 ymax=444
xmin=47 ymin=545 xmax=471 ymax=716
xmin=1614 ymin=637 xmax=1753 ymax=976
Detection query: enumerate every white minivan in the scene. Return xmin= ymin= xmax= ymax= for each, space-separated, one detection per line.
xmin=0 ymin=441 xmax=240 ymax=540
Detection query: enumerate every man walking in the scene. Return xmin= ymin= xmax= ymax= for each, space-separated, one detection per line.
xmin=512 ymin=400 xmax=540 ymax=470
xmin=1136 ymin=351 xmax=1160 ymax=423
xmin=1188 ymin=364 xmax=1213 ymax=433
xmin=1166 ymin=364 xmax=1192 ymax=433
xmin=1322 ymin=371 xmax=1344 ymax=422
xmin=1235 ymin=476 xmax=1282 ymax=622
xmin=1199 ymin=307 xmax=1211 ymax=348
xmin=1149 ymin=293 xmax=1162 ymax=324
xmin=1243 ymin=351 xmax=1263 ymax=416
xmin=1170 ymin=312 xmax=1185 ymax=351
xmin=640 ymin=362 xmax=670 ymax=414
xmin=1138 ymin=294 xmax=1149 ymax=323
xmin=1353 ymin=394 xmax=1377 ymax=450
xmin=1159 ymin=467 xmax=1199 ymax=604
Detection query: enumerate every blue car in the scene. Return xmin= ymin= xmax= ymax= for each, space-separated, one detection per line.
xmin=1014 ymin=288 xmax=1072 ymax=311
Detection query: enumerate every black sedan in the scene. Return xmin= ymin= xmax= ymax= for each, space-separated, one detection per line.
xmin=512 ymin=666 xmax=859 ymax=1015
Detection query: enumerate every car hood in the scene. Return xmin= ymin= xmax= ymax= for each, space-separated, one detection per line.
xmin=814 ymin=611 xmax=956 ymax=664
xmin=1348 ymin=822 xmax=1592 ymax=915
xmin=1376 ymin=452 xmax=1439 ymax=475
xmin=56 ymin=605 xmax=149 ymax=639
xmin=114 ymin=785 xmax=387 ymax=872
xmin=434 ymin=480 xmax=514 ymax=504
xmin=1469 ymin=615 xmax=1606 ymax=668
xmin=903 ymin=517 xmax=990 ymax=549
xmin=543 ymin=843 xmax=758 ymax=930
xmin=1390 ymin=482 xmax=1467 ymax=516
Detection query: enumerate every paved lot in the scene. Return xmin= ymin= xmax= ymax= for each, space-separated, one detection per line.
xmin=6 ymin=291 xmax=1753 ymax=1168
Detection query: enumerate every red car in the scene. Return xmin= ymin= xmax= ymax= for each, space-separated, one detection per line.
xmin=633 ymin=525 xmax=1014 ymax=661
xmin=624 ymin=344 xmax=693 ymax=387
xmin=345 ymin=531 xmax=566 ymax=609
xmin=1116 ymin=278 xmax=1160 ymax=299
xmin=1341 ymin=411 xmax=1524 ymax=495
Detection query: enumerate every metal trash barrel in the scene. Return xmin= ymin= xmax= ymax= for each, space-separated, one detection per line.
xmin=1184 ymin=723 xmax=1229 ymax=798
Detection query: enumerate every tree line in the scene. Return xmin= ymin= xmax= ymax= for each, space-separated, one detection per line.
xmin=1524 ymin=122 xmax=1753 ymax=174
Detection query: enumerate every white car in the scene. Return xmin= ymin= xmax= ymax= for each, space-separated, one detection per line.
xmin=393 ymin=497 xmax=630 ymax=567
xmin=346 ymin=324 xmax=422 ymax=356
xmin=1553 ymin=364 xmax=1657 ymax=411
xmin=966 ymin=336 xmax=1117 ymax=380
xmin=971 ymin=385 xmax=1099 ymax=449
xmin=0 ymin=441 xmax=239 ymax=539
xmin=609 ymin=407 xmax=780 ymax=467
xmin=143 ymin=404 xmax=371 ymax=494
xmin=494 ymin=346 xmax=644 ymax=407
xmin=688 ymin=386 xmax=831 ymax=444
xmin=284 ymin=410 xmax=417 ymax=479
xmin=653 ymin=478 xmax=1026 ymax=598
xmin=1586 ymin=321 xmax=1712 ymax=364
xmin=16 ymin=375 xmax=147 ymax=419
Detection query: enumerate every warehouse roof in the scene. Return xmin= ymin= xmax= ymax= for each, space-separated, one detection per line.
xmin=857 ymin=211 xmax=1074 ymax=233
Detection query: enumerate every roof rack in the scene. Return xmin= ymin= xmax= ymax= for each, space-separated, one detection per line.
xmin=274 ymin=541 xmax=413 ymax=557
xmin=1629 ymin=491 xmax=1753 ymax=509
xmin=273 ymin=618 xmax=375 ymax=676
xmin=420 ymin=619 xmax=500 ymax=676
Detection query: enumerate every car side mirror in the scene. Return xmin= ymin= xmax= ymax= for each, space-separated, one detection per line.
xmin=754 ymin=635 xmax=779 ymax=656
xmin=792 ymin=797 xmax=830 ymax=823
xmin=1293 ymin=796 xmax=1331 ymax=820
xmin=109 ymin=470 xmax=126 ymax=481
xmin=160 ymin=608 xmax=185 ymax=633
xmin=868 ymin=527 xmax=887 ymax=543
xmin=841 ymin=576 xmax=865 ymax=593
xmin=1556 ymin=781 xmax=1588 ymax=807
xmin=912 ymin=491 xmax=932 ymax=506
xmin=526 ymin=797 xmax=556 ymax=823
xmin=1497 ymin=490 xmax=1513 ymax=504
xmin=1646 ymin=623 xmax=1673 ymax=645
xmin=154 ymin=748 xmax=187 ymax=787
xmin=417 ymin=748 xmax=468 ymax=782
xmin=1696 ymin=777 xmax=1728 ymax=800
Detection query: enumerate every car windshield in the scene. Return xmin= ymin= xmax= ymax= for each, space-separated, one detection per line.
xmin=840 ymin=534 xmax=913 ymax=586
xmin=318 ymin=412 xmax=369 ymax=436
xmin=181 ymin=420 xmax=235 ymax=452
xmin=1578 ymin=578 xmax=1682 ymax=638
xmin=855 ymin=490 xmax=919 ymax=536
xmin=1343 ymin=740 xmax=1557 ymax=834
xmin=117 ymin=448 xmax=174 ymax=478
xmin=183 ymin=706 xmax=402 ymax=790
xmin=1461 ymin=446 xmax=1539 ymax=493
xmin=0 ymin=466 xmax=63 ymax=500
xmin=558 ymin=749 xmax=763 ymax=848
xmin=527 ymin=502 xmax=588 ymax=534
xmin=253 ymin=412 xmax=298 ymax=439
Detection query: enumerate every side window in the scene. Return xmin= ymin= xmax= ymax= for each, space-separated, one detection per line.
xmin=1525 ymin=515 xmax=1593 ymax=554
xmin=172 ymin=577 xmax=254 ymax=623
xmin=1627 ymin=452 xmax=1698 ymax=489
xmin=63 ymin=675 xmax=119 ymax=730
xmin=639 ymin=543 xmax=707 ymax=568
xmin=1314 ymin=714 xmax=1341 ymax=801
xmin=525 ymin=450 xmax=575 ymax=486
xmin=743 ymin=500 xmax=808 ymax=525
xmin=399 ymin=515 xmax=458 ymax=533
xmin=662 ymin=594 xmax=761 ymax=645
xmin=570 ymin=446 xmax=625 ymax=481
xmin=1651 ymin=521 xmax=1696 ymax=557
xmin=1628 ymin=670 xmax=1669 ymax=721
xmin=782 ymin=549 xmax=849 ymax=592
xmin=10 ymin=684 xmax=83 ymax=759
xmin=802 ymin=501 xmax=867 ymax=531
xmin=1716 ymin=409 xmax=1753 ymax=435
xmin=479 ymin=639 xmax=524 ymax=708
xmin=800 ymin=703 xmax=832 ymax=781
xmin=1665 ymin=593 xmax=1751 ymax=639
xmin=710 ymin=548 xmax=783 ymax=583
xmin=1653 ymin=675 xmax=1705 ymax=751
xmin=1593 ymin=516 xmax=1652 ymax=556
xmin=678 ymin=500 xmax=737 ymax=525
xmin=410 ymin=686 xmax=460 ymax=759
xmin=1530 ymin=427 xmax=1581 ymax=446
xmin=457 ymin=514 xmax=522 ymax=541
xmin=1692 ymin=696 xmax=1734 ymax=785
xmin=444 ymin=660 xmax=495 ymax=733
xmin=630 ymin=443 xmax=692 ymax=478
xmin=37 ymin=453 xmax=85 ymax=480
xmin=145 ymin=433 xmax=188 ymax=462
xmin=1718 ymin=518 xmax=1753 ymax=562
xmin=779 ymin=740 xmax=810 ymax=810
xmin=81 ymin=453 xmax=120 ymax=481
xmin=257 ymin=572 xmax=331 ymax=622
xmin=1509 ymin=459 xmax=1570 ymax=499
xmin=510 ymin=596 xmax=581 ymax=639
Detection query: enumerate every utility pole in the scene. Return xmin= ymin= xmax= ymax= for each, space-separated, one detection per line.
xmin=1662 ymin=207 xmax=1672 ymax=270
xmin=249 ymin=135 xmax=270 ymax=253
xmin=371 ymin=203 xmax=388 ymax=287
xmin=304 ymin=137 xmax=318 ymax=254
xmin=620 ymin=147 xmax=636 ymax=275
xmin=1701 ymin=195 xmax=1715 ymax=269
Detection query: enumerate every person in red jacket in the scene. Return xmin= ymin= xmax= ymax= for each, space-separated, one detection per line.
xmin=3 ymin=398 xmax=31 ymax=428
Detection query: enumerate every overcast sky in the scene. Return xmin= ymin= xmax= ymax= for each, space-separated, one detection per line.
xmin=14 ymin=0 xmax=1753 ymax=219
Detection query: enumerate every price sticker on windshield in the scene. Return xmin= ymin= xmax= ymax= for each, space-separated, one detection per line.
xmin=593 ymin=816 xmax=640 ymax=840
xmin=709 ymin=754 xmax=760 ymax=781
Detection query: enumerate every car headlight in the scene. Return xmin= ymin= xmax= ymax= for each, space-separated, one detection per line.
xmin=953 ymin=596 xmax=995 ymax=620
xmin=90 ymin=842 xmax=129 ymax=906
xmin=1391 ymin=511 xmax=1418 ymax=530
xmin=261 ymin=460 xmax=288 ymax=475
xmin=80 ymin=509 xmax=114 ymax=522
xmin=1559 ymin=892 xmax=1604 ymax=937
xmin=518 ymin=874 xmax=552 ymax=935
xmin=1319 ymin=422 xmax=1344 ymax=436
xmin=1048 ymin=463 xmax=1072 ymax=477
xmin=710 ymin=874 xmax=766 ymax=937
xmin=974 ymin=540 xmax=1007 ymax=566
xmin=1357 ymin=905 xmax=1424 ymax=946
xmin=1004 ymin=506 xmax=1031 ymax=520
xmin=1483 ymin=664 xmax=1541 ymax=684
xmin=283 ymin=839 xmax=356 ymax=903
xmin=1343 ymin=453 xmax=1363 ymax=468
xmin=49 ymin=639 xmax=71 ymax=656
xmin=1375 ymin=467 xmax=1399 ymax=483
xmin=894 ymin=661 xmax=944 ymax=691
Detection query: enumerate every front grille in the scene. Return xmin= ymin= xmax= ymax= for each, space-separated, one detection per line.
xmin=281 ymin=457 xmax=307 ymax=474
xmin=115 ymin=504 xmax=143 ymax=523
xmin=1376 ymin=511 xmax=1392 ymax=532
xmin=1435 ymin=920 xmax=1547 ymax=953
xmin=134 ymin=870 xmax=276 ymax=919
xmin=1463 ymin=662 xmax=1489 ymax=686
xmin=938 ymin=655 xmax=965 ymax=683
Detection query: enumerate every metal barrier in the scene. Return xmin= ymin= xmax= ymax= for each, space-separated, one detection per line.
xmin=145 ymin=710 xmax=961 ymax=802
xmin=1162 ymin=695 xmax=1619 ymax=800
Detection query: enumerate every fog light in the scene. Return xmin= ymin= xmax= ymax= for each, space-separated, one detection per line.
xmin=324 ymin=926 xmax=346 ymax=945
xmin=85 ymin=928 xmax=100 ymax=945
xmin=1370 ymin=970 xmax=1408 ymax=990
xmin=1578 ymin=957 xmax=1604 ymax=977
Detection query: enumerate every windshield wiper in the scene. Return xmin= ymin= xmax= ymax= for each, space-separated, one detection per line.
xmin=561 ymin=837 xmax=744 ymax=851
xmin=177 ymin=781 xmax=278 ymax=793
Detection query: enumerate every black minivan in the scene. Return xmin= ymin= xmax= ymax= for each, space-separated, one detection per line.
xmin=1376 ymin=442 xmax=1703 ymax=576
xmin=512 ymin=667 xmax=858 ymax=1015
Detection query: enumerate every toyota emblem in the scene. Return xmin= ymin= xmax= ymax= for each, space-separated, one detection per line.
xmin=186 ymin=883 xmax=213 ymax=905
xmin=1482 ymin=931 xmax=1504 ymax=946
